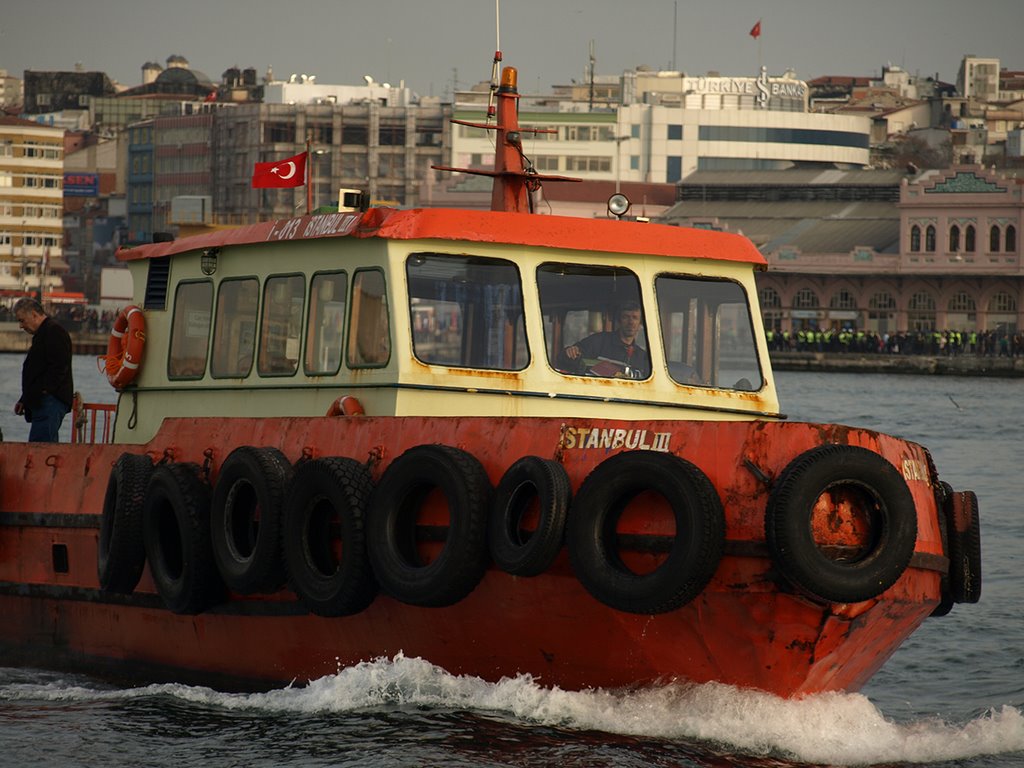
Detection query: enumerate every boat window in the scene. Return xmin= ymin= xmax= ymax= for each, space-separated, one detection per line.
xmin=538 ymin=264 xmax=649 ymax=380
xmin=304 ymin=271 xmax=347 ymax=376
xmin=655 ymin=275 xmax=763 ymax=391
xmin=406 ymin=253 xmax=527 ymax=370
xmin=258 ymin=274 xmax=305 ymax=377
xmin=347 ymin=269 xmax=390 ymax=367
xmin=211 ymin=277 xmax=259 ymax=378
xmin=167 ymin=280 xmax=212 ymax=379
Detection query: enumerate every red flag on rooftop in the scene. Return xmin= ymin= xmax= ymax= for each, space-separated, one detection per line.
xmin=251 ymin=151 xmax=307 ymax=188
xmin=749 ymin=20 xmax=762 ymax=39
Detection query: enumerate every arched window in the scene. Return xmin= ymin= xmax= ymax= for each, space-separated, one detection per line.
xmin=908 ymin=292 xmax=936 ymax=311
xmin=759 ymin=286 xmax=783 ymax=332
xmin=947 ymin=291 xmax=976 ymax=331
xmin=793 ymin=288 xmax=820 ymax=309
xmin=829 ymin=289 xmax=857 ymax=309
xmin=949 ymin=225 xmax=961 ymax=252
xmin=907 ymin=291 xmax=936 ymax=331
xmin=869 ymin=292 xmax=896 ymax=310
xmin=758 ymin=286 xmax=781 ymax=308
xmin=988 ymin=292 xmax=1017 ymax=312
xmin=965 ymin=224 xmax=976 ymax=252
xmin=947 ymin=292 xmax=976 ymax=312
xmin=1007 ymin=225 xmax=1017 ymax=253
xmin=910 ymin=225 xmax=921 ymax=252
xmin=925 ymin=225 xmax=936 ymax=252
xmin=867 ymin=291 xmax=896 ymax=334
xmin=988 ymin=292 xmax=1018 ymax=334
xmin=990 ymin=225 xmax=1000 ymax=252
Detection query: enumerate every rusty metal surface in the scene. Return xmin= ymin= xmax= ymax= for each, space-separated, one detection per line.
xmin=0 ymin=413 xmax=953 ymax=697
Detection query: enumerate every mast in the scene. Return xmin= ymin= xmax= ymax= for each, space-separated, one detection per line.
xmin=490 ymin=66 xmax=529 ymax=212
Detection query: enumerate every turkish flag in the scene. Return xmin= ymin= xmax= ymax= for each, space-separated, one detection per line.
xmin=749 ymin=20 xmax=761 ymax=39
xmin=252 ymin=151 xmax=307 ymax=188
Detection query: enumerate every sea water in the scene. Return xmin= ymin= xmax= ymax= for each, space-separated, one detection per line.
xmin=0 ymin=359 xmax=1021 ymax=767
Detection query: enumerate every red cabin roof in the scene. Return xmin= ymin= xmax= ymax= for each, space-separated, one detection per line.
xmin=117 ymin=207 xmax=766 ymax=267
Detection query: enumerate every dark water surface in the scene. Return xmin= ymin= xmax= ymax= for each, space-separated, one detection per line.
xmin=0 ymin=360 xmax=1021 ymax=767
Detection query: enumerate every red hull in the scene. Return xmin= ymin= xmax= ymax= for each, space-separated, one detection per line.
xmin=0 ymin=416 xmax=949 ymax=697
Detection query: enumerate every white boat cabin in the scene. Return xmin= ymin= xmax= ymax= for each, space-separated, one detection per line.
xmin=113 ymin=208 xmax=782 ymax=443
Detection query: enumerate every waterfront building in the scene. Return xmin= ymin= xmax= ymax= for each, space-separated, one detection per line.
xmin=450 ymin=66 xmax=871 ymax=191
xmin=0 ymin=116 xmax=66 ymax=302
xmin=660 ymin=165 xmax=1023 ymax=335
xmin=211 ymin=100 xmax=447 ymax=223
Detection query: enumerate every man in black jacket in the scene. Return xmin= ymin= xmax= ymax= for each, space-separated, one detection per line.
xmin=13 ymin=298 xmax=74 ymax=442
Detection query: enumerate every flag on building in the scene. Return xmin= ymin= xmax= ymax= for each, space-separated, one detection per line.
xmin=749 ymin=20 xmax=762 ymax=39
xmin=251 ymin=151 xmax=308 ymax=188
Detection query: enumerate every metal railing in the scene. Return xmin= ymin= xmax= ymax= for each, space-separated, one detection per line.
xmin=71 ymin=397 xmax=116 ymax=444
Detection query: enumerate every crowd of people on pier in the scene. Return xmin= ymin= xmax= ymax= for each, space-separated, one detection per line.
xmin=0 ymin=303 xmax=118 ymax=334
xmin=766 ymin=327 xmax=1024 ymax=357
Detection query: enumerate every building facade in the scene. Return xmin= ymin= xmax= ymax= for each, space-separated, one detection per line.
xmin=663 ymin=166 xmax=1022 ymax=336
xmin=450 ymin=67 xmax=872 ymax=188
xmin=0 ymin=117 xmax=65 ymax=300
xmin=211 ymin=101 xmax=448 ymax=223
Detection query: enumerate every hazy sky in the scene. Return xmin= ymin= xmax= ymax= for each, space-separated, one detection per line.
xmin=2 ymin=0 xmax=1021 ymax=98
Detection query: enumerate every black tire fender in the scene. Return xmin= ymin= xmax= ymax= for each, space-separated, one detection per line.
xmin=97 ymin=452 xmax=154 ymax=593
xmin=567 ymin=451 xmax=725 ymax=615
xmin=765 ymin=445 xmax=918 ymax=604
xmin=282 ymin=457 xmax=378 ymax=616
xmin=210 ymin=446 xmax=292 ymax=594
xmin=488 ymin=456 xmax=570 ymax=576
xmin=367 ymin=445 xmax=491 ymax=607
xmin=142 ymin=462 xmax=223 ymax=614
xmin=945 ymin=489 xmax=982 ymax=604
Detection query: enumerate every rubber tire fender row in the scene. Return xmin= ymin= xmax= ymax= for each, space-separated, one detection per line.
xmin=142 ymin=462 xmax=224 ymax=614
xmin=765 ymin=445 xmax=918 ymax=605
xmin=367 ymin=444 xmax=491 ymax=608
xmin=488 ymin=456 xmax=571 ymax=576
xmin=282 ymin=457 xmax=378 ymax=617
xmin=567 ymin=451 xmax=726 ymax=615
xmin=97 ymin=452 xmax=155 ymax=594
xmin=944 ymin=488 xmax=982 ymax=604
xmin=210 ymin=446 xmax=293 ymax=595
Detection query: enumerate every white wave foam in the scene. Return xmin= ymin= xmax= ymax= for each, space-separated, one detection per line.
xmin=4 ymin=656 xmax=1023 ymax=765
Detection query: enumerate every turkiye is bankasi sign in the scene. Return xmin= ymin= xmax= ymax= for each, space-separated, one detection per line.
xmin=252 ymin=151 xmax=308 ymax=188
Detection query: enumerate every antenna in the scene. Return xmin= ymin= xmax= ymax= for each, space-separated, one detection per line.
xmin=589 ymin=40 xmax=595 ymax=110
xmin=672 ymin=1 xmax=677 ymax=71
xmin=487 ymin=0 xmax=503 ymax=120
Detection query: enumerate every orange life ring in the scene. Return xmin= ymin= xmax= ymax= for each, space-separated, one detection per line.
xmin=104 ymin=305 xmax=146 ymax=390
xmin=325 ymin=395 xmax=364 ymax=416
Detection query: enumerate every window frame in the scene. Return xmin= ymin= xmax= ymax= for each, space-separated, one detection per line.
xmin=304 ymin=269 xmax=349 ymax=377
xmin=346 ymin=267 xmax=391 ymax=369
xmin=406 ymin=252 xmax=529 ymax=372
xmin=257 ymin=272 xmax=306 ymax=378
xmin=210 ymin=275 xmax=260 ymax=379
xmin=167 ymin=279 xmax=213 ymax=380
xmin=654 ymin=273 xmax=764 ymax=392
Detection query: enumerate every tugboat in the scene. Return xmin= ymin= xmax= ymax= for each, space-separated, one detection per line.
xmin=0 ymin=63 xmax=981 ymax=698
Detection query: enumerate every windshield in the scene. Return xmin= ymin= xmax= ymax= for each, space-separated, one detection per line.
xmin=538 ymin=263 xmax=650 ymax=380
xmin=655 ymin=275 xmax=763 ymax=391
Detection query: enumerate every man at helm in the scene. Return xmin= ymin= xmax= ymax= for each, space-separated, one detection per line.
xmin=561 ymin=301 xmax=650 ymax=378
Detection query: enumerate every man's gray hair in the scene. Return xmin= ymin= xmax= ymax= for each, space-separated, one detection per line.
xmin=13 ymin=297 xmax=44 ymax=316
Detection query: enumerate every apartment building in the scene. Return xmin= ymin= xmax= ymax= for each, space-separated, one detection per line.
xmin=0 ymin=117 xmax=66 ymax=299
